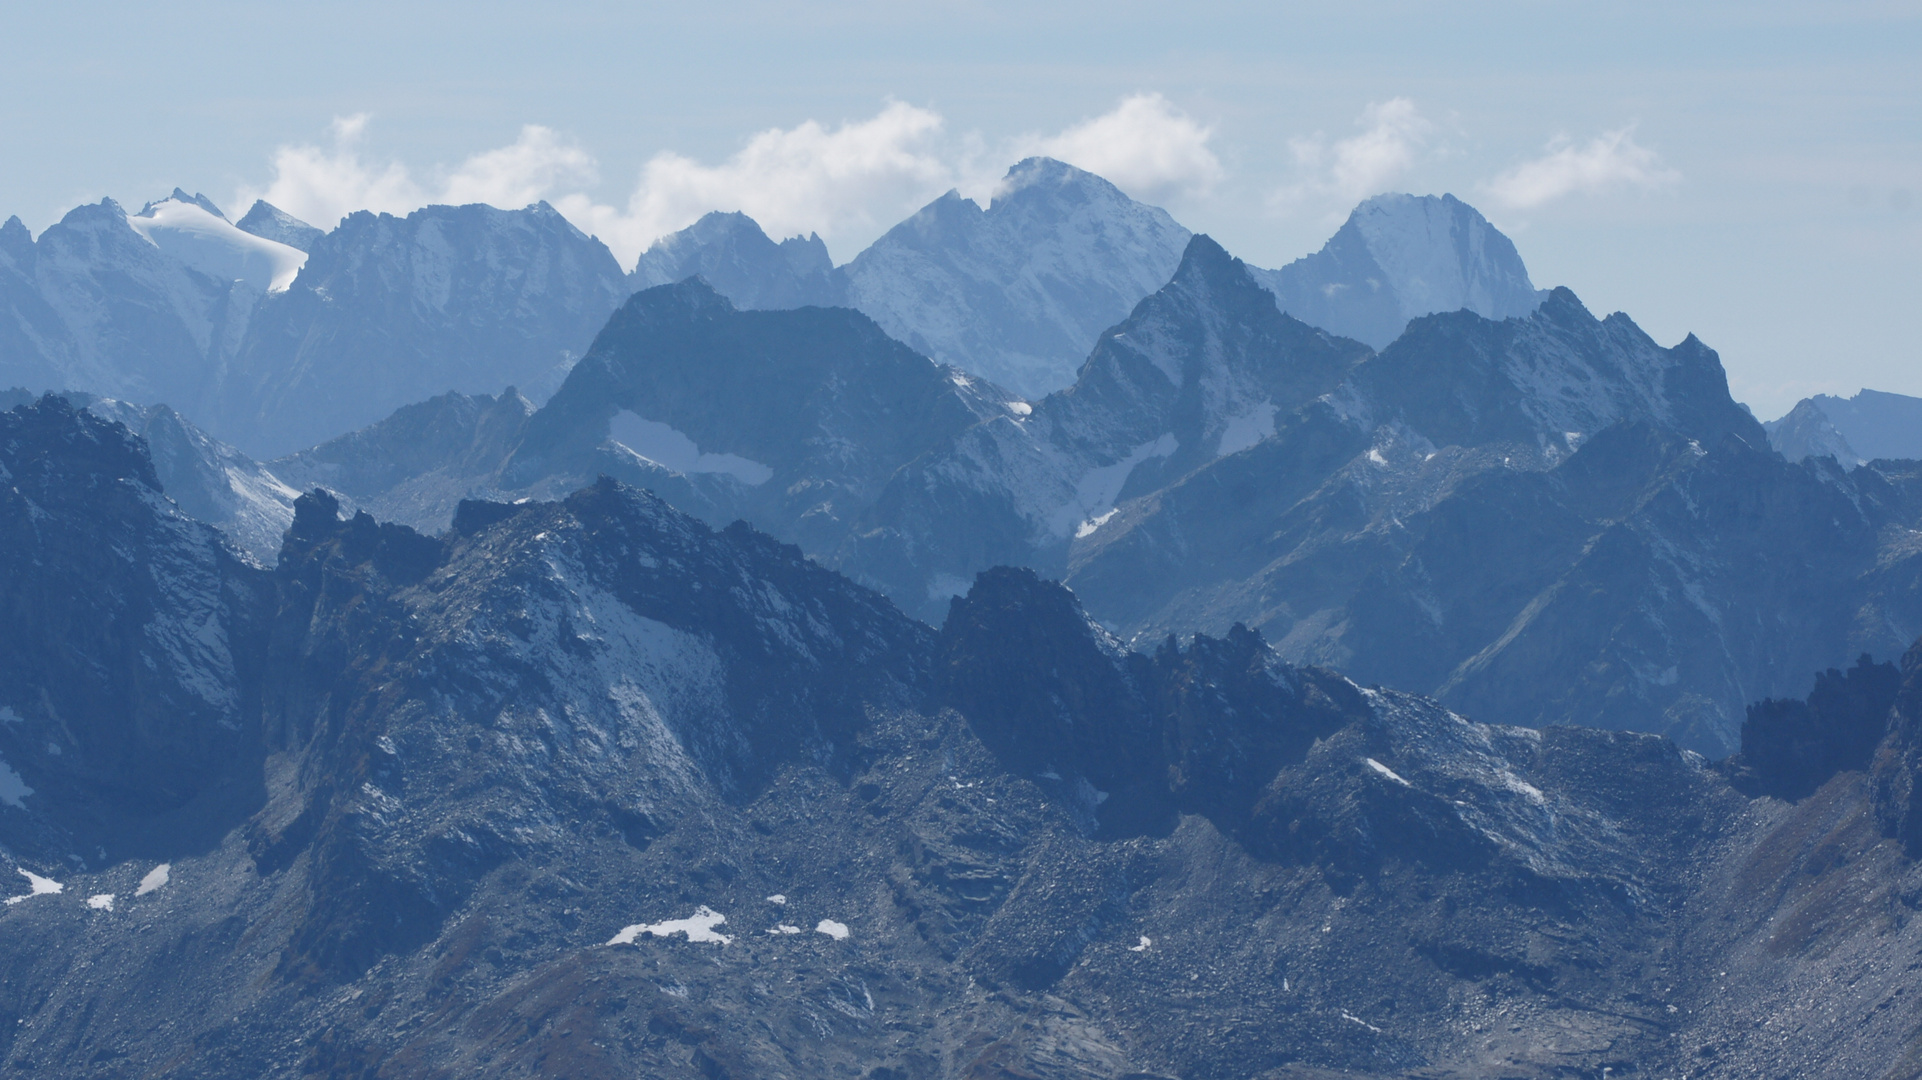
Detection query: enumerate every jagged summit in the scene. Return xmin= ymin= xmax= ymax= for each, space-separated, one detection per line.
xmin=234 ymin=200 xmax=324 ymax=252
xmin=1250 ymin=192 xmax=1546 ymax=349
xmin=630 ymin=210 xmax=839 ymax=309
xmin=841 ymin=156 xmax=1193 ymax=398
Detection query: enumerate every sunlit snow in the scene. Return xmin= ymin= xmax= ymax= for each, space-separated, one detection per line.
xmin=815 ymin=919 xmax=850 ymax=940
xmin=125 ymin=195 xmax=307 ymax=292
xmin=607 ymin=411 xmax=773 ymax=485
xmin=6 ymin=868 xmax=63 ymax=904
xmin=1365 ymin=758 xmax=1411 ymax=786
xmin=1129 ymin=936 xmax=1153 ymax=952
xmin=135 ymin=863 xmax=170 ymax=895
xmin=607 ymin=906 xmax=733 ymax=946
xmin=87 ymin=894 xmax=115 ymax=911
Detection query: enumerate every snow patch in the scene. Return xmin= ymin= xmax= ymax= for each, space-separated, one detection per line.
xmin=767 ymin=924 xmax=803 ymax=935
xmin=1074 ymin=508 xmax=1119 ymax=539
xmin=1365 ymin=758 xmax=1411 ymax=786
xmin=608 ymin=906 xmax=732 ymax=946
xmin=135 ymin=863 xmax=170 ymax=895
xmin=0 ymin=754 xmax=32 ymax=808
xmin=1007 ymin=401 xmax=1033 ymax=417
xmin=1215 ymin=401 xmax=1277 ymax=457
xmin=765 ymin=894 xmax=788 ymax=905
xmin=1047 ymin=433 xmax=1177 ymax=538
xmin=87 ymin=894 xmax=115 ymax=911
xmin=815 ymin=919 xmax=850 ymax=940
xmin=1129 ymin=935 xmax=1153 ymax=952
xmin=6 ymin=868 xmax=62 ymax=904
xmin=607 ymin=411 xmax=774 ymax=486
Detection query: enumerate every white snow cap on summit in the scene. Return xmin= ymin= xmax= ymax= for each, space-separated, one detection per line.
xmin=126 ymin=191 xmax=308 ymax=293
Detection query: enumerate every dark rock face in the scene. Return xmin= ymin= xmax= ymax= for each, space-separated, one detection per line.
xmin=234 ymin=199 xmax=324 ymax=252
xmin=1733 ymin=654 xmax=1900 ymax=800
xmin=8 ymin=406 xmax=1922 ymax=1076
xmin=0 ymin=397 xmax=265 ymax=864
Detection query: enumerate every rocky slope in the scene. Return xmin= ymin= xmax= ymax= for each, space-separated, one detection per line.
xmin=6 ymin=398 xmax=1922 ymax=1077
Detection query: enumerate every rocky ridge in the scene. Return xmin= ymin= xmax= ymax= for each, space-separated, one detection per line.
xmin=3 ymin=397 xmax=1922 ymax=1076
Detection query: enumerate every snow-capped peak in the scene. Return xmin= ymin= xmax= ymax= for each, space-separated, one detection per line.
xmin=125 ymin=191 xmax=308 ymax=293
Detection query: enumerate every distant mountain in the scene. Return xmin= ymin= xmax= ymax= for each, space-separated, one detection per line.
xmin=215 ymin=201 xmax=630 ymax=456
xmin=630 ymin=211 xmax=840 ymax=309
xmin=1247 ymin=193 xmax=1547 ymax=349
xmin=838 ymin=157 xmax=1194 ymax=399
xmin=275 ymin=237 xmax=1921 ymax=755
xmin=0 ymin=199 xmax=256 ymax=413
xmin=233 ymin=199 xmax=325 ymax=252
xmin=1767 ymin=388 xmax=1922 ymax=464
xmin=7 ymin=396 xmax=1922 ymax=1076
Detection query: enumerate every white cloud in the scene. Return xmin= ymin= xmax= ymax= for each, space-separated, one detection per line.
xmin=558 ymin=101 xmax=952 ymax=265
xmin=1273 ymin=97 xmax=1434 ymax=213
xmin=232 ymin=97 xmax=1221 ymax=267
xmin=237 ymin=114 xmax=424 ymax=228
xmin=1021 ymin=93 xmax=1222 ymax=203
xmin=440 ymin=126 xmax=598 ymax=209
xmin=235 ymin=117 xmax=596 ymax=231
xmin=1483 ymin=127 xmax=1679 ymax=209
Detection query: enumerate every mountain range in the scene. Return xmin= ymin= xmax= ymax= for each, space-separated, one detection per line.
xmin=2 ymin=396 xmax=1922 ymax=1077
xmin=1 ymin=160 xmax=1553 ymax=456
xmin=5 ymin=158 xmax=1922 ymax=1076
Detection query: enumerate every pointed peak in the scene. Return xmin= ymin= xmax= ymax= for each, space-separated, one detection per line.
xmin=0 ymin=215 xmax=29 ymax=254
xmin=136 ymin=189 xmax=227 ymax=220
xmin=991 ymin=157 xmax=1129 ymax=208
xmin=235 ymin=200 xmax=324 ymax=251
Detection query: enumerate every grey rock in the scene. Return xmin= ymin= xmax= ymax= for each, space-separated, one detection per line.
xmin=233 ymin=199 xmax=325 ymax=252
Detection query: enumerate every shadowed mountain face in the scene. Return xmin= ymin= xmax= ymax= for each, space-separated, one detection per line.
xmin=7 ymin=399 xmax=1922 ymax=1078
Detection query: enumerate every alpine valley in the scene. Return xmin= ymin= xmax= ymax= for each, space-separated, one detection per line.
xmin=2 ymin=160 xmax=1920 ymax=1080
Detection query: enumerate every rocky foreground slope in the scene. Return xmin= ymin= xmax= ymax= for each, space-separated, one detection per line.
xmin=3 ymin=397 xmax=1922 ymax=1078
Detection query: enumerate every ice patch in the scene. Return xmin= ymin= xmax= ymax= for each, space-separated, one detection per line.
xmin=607 ymin=906 xmax=732 ymax=946
xmin=135 ymin=863 xmax=170 ymax=895
xmin=766 ymin=894 xmax=788 ymax=905
xmin=1341 ymin=1009 xmax=1383 ymax=1034
xmin=607 ymin=411 xmax=773 ymax=485
xmin=87 ymin=894 xmax=115 ymax=911
xmin=1048 ymin=433 xmax=1177 ymax=537
xmin=1366 ymin=447 xmax=1389 ymax=466
xmin=1007 ymin=401 xmax=1033 ymax=417
xmin=6 ymin=868 xmax=63 ymax=904
xmin=1129 ymin=935 xmax=1153 ymax=952
xmin=1365 ymin=758 xmax=1411 ymax=786
xmin=815 ymin=919 xmax=850 ymax=940
xmin=1074 ymin=508 xmax=1119 ymax=539
xmin=1216 ymin=401 xmax=1277 ymax=457
xmin=0 ymin=754 xmax=32 ymax=808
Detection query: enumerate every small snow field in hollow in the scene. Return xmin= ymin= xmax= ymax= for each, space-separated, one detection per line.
xmin=87 ymin=894 xmax=114 ymax=911
xmin=1130 ymin=936 xmax=1152 ymax=952
xmin=767 ymin=924 xmax=802 ymax=935
xmin=815 ymin=919 xmax=849 ymax=940
xmin=607 ymin=906 xmax=733 ymax=946
xmin=6 ymin=868 xmax=63 ymax=904
xmin=136 ymin=864 xmax=170 ymax=895
xmin=765 ymin=894 xmax=787 ymax=905
xmin=1365 ymin=758 xmax=1411 ymax=786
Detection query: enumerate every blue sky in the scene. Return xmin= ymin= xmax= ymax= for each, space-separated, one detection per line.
xmin=2 ymin=0 xmax=1915 ymax=417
